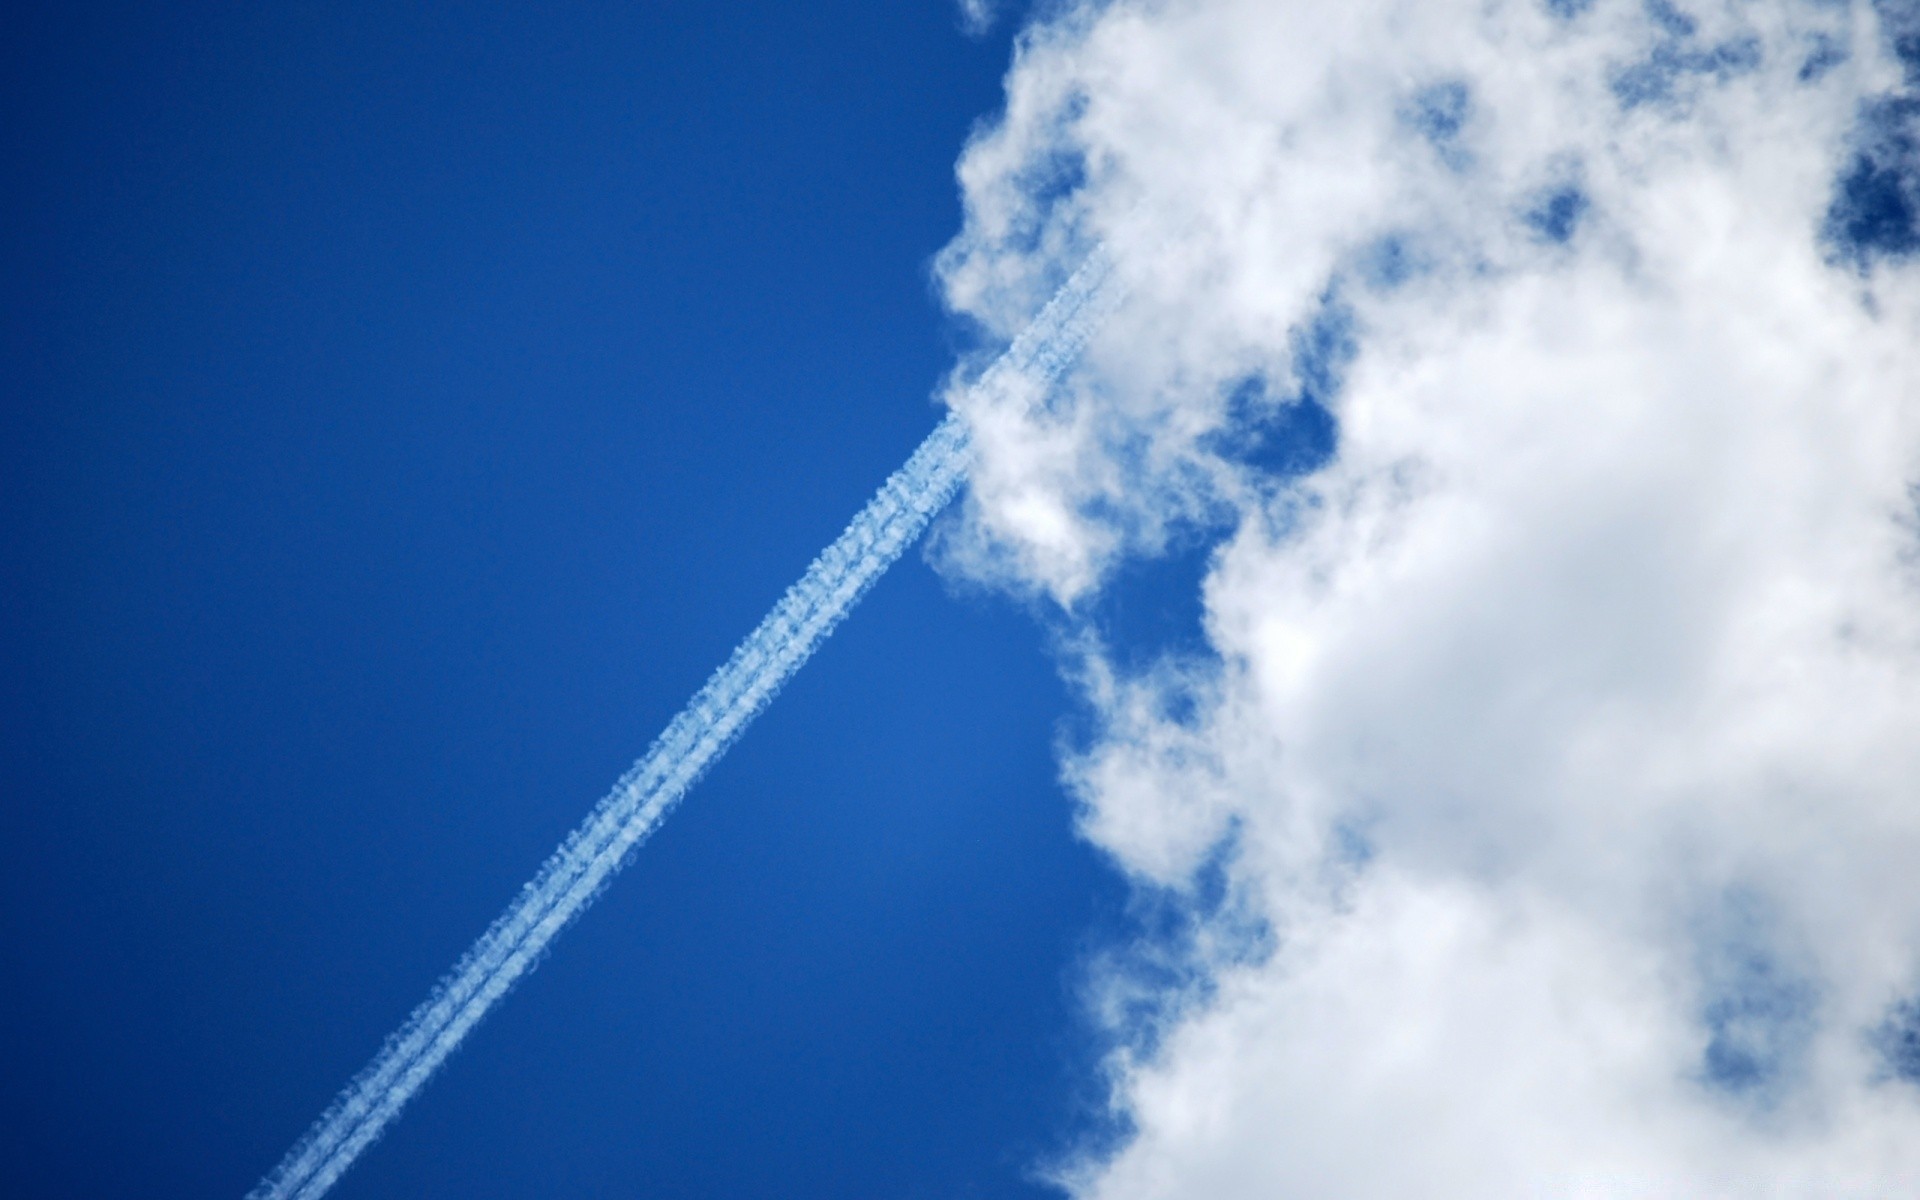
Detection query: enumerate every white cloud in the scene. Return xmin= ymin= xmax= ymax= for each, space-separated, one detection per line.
xmin=958 ymin=0 xmax=1003 ymax=38
xmin=936 ymin=0 xmax=1920 ymax=1193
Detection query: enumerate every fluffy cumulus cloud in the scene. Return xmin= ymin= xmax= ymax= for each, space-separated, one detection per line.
xmin=934 ymin=0 xmax=1920 ymax=1194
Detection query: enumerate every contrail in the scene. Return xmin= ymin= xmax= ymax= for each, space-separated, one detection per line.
xmin=249 ymin=251 xmax=1116 ymax=1200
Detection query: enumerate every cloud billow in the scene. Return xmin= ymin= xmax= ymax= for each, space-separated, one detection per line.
xmin=935 ymin=0 xmax=1920 ymax=1193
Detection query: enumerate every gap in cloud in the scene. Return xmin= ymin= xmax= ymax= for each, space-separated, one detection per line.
xmin=956 ymin=106 xmax=1093 ymax=284
xmin=1824 ymin=97 xmax=1920 ymax=267
xmin=1331 ymin=820 xmax=1376 ymax=867
xmin=1211 ymin=288 xmax=1350 ymax=490
xmin=1356 ymin=232 xmax=1427 ymax=291
xmin=1082 ymin=289 xmax=1355 ymax=674
xmin=1611 ymin=4 xmax=1763 ymax=110
xmin=1870 ymin=995 xmax=1920 ymax=1085
xmin=1404 ymin=80 xmax=1476 ymax=171
xmin=1694 ymin=893 xmax=1821 ymax=1103
xmin=1798 ymin=32 xmax=1848 ymax=84
xmin=1524 ymin=182 xmax=1593 ymax=244
xmin=1876 ymin=0 xmax=1920 ymax=86
xmin=1544 ymin=0 xmax=1597 ymax=18
xmin=1023 ymin=143 xmax=1089 ymax=219
xmin=1079 ymin=533 xmax=1219 ymax=676
xmin=1288 ymin=292 xmax=1360 ymax=410
xmin=1646 ymin=0 xmax=1699 ymax=40
xmin=1218 ymin=374 xmax=1341 ymax=481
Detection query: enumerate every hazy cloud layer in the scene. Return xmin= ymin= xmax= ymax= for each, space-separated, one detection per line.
xmin=936 ymin=1 xmax=1920 ymax=1194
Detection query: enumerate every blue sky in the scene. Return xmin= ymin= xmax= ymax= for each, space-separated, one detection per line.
xmin=1 ymin=4 xmax=1132 ymax=1196
xmin=11 ymin=2 xmax=1920 ymax=1197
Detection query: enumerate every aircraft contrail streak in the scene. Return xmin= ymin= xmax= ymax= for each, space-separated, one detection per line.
xmin=249 ymin=251 xmax=1115 ymax=1200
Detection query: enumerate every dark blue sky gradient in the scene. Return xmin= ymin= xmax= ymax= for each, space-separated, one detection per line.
xmin=1 ymin=3 xmax=1129 ymax=1196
